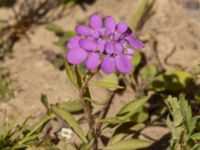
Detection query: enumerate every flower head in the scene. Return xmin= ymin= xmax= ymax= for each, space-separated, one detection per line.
xmin=66 ymin=14 xmax=144 ymax=74
xmin=61 ymin=128 xmax=73 ymax=139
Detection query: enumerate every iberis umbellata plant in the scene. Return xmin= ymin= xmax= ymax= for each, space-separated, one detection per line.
xmin=51 ymin=14 xmax=152 ymax=150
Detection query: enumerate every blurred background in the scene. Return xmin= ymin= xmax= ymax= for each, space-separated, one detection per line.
xmin=0 ymin=0 xmax=200 ymax=149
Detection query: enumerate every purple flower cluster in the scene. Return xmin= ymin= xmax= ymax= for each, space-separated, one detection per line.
xmin=66 ymin=14 xmax=144 ymax=74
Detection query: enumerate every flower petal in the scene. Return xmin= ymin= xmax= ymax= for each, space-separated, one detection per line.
xmin=97 ymin=40 xmax=106 ymax=52
xmin=116 ymin=22 xmax=128 ymax=34
xmin=115 ymin=55 xmax=132 ymax=73
xmin=79 ymin=39 xmax=96 ymax=51
xmin=89 ymin=14 xmax=102 ymax=29
xmin=125 ymin=48 xmax=134 ymax=59
xmin=99 ymin=28 xmax=106 ymax=36
xmin=128 ymin=36 xmax=145 ymax=50
xmin=114 ymin=43 xmax=123 ymax=53
xmin=86 ymin=53 xmax=99 ymax=70
xmin=105 ymin=41 xmax=114 ymax=54
xmin=101 ymin=56 xmax=115 ymax=74
xmin=105 ymin=16 xmax=116 ymax=31
xmin=67 ymin=36 xmax=81 ymax=49
xmin=76 ymin=25 xmax=92 ymax=36
xmin=66 ymin=48 xmax=87 ymax=64
xmin=92 ymin=31 xmax=100 ymax=39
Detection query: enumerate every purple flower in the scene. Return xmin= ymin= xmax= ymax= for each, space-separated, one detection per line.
xmin=66 ymin=14 xmax=144 ymax=74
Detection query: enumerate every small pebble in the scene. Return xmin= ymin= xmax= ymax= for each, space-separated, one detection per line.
xmin=186 ymin=1 xmax=199 ymax=10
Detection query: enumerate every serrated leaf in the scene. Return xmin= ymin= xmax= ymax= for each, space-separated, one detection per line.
xmin=51 ymin=105 xmax=87 ymax=143
xmin=166 ymin=96 xmax=183 ymax=127
xmin=104 ymin=139 xmax=152 ymax=150
xmin=58 ymin=100 xmax=83 ymax=113
xmin=179 ymin=94 xmax=192 ymax=132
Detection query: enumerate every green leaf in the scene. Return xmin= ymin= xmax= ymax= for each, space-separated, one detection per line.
xmin=141 ymin=65 xmax=157 ymax=81
xmin=52 ymin=57 xmax=64 ymax=69
xmin=195 ymin=91 xmax=200 ymax=101
xmin=131 ymin=0 xmax=149 ymax=31
xmin=191 ymin=144 xmax=200 ymax=150
xmin=172 ymin=71 xmax=193 ymax=87
xmin=58 ymin=100 xmax=83 ymax=113
xmin=101 ymin=117 xmax=130 ymax=124
xmin=64 ymin=60 xmax=77 ymax=87
xmin=75 ymin=65 xmax=83 ymax=88
xmin=91 ymin=74 xmax=123 ymax=91
xmin=108 ymin=134 xmax=125 ymax=145
xmin=0 ymin=20 xmax=8 ymax=32
xmin=131 ymin=51 xmax=142 ymax=69
xmin=192 ymin=65 xmax=200 ymax=76
xmin=117 ymin=96 xmax=150 ymax=119
xmin=104 ymin=139 xmax=152 ymax=150
xmin=41 ymin=94 xmax=49 ymax=112
xmin=151 ymin=71 xmax=193 ymax=92
xmin=191 ymin=133 xmax=200 ymax=140
xmin=57 ymin=31 xmax=76 ymax=46
xmin=131 ymin=109 xmax=149 ymax=123
xmin=130 ymin=123 xmax=145 ymax=132
xmin=80 ymin=139 xmax=94 ymax=150
xmin=166 ymin=96 xmax=183 ymax=127
xmin=51 ymin=105 xmax=87 ymax=143
xmin=85 ymin=97 xmax=108 ymax=105
xmin=46 ymin=23 xmax=63 ymax=33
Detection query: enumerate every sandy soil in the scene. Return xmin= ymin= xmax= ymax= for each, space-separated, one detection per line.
xmin=0 ymin=0 xmax=200 ymax=146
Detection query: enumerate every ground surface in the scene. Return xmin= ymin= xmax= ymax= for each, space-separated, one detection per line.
xmin=0 ymin=0 xmax=200 ymax=147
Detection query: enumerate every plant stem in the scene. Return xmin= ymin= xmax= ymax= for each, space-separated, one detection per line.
xmin=79 ymin=72 xmax=98 ymax=150
xmin=96 ymin=91 xmax=115 ymax=134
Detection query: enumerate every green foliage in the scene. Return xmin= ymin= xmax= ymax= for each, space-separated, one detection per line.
xmin=151 ymin=71 xmax=193 ymax=92
xmin=58 ymin=100 xmax=83 ymax=113
xmin=131 ymin=51 xmax=142 ymax=69
xmin=51 ymin=105 xmax=88 ymax=143
xmin=0 ymin=20 xmax=8 ymax=32
xmin=0 ymin=68 xmax=13 ymax=102
xmin=140 ymin=64 xmax=157 ymax=81
xmin=166 ymin=95 xmax=200 ymax=150
xmin=46 ymin=23 xmax=76 ymax=48
xmin=102 ymin=96 xmax=150 ymax=124
xmin=104 ymin=139 xmax=152 ymax=150
xmin=131 ymin=0 xmax=155 ymax=31
xmin=0 ymin=114 xmax=54 ymax=150
xmin=131 ymin=0 xmax=149 ymax=31
xmin=91 ymin=74 xmax=124 ymax=91
xmin=46 ymin=23 xmax=64 ymax=33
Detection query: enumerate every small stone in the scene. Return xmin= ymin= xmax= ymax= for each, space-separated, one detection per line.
xmin=186 ymin=1 xmax=199 ymax=10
